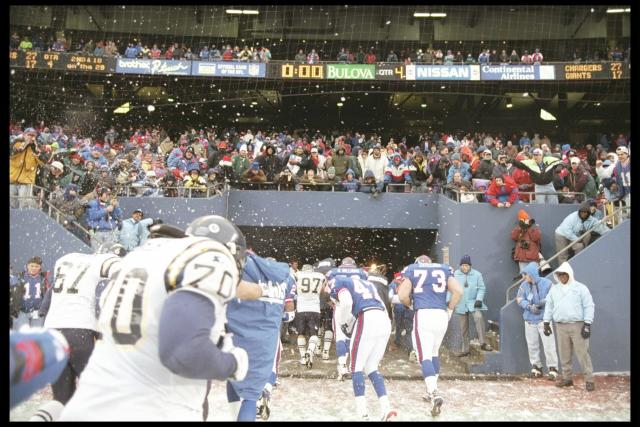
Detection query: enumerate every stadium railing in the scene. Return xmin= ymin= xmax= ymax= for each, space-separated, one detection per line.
xmin=447 ymin=188 xmax=587 ymax=204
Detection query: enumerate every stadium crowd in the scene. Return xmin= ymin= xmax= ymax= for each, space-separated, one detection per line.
xmin=10 ymin=30 xmax=630 ymax=64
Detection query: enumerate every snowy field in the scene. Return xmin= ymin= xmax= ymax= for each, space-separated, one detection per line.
xmin=10 ymin=374 xmax=629 ymax=421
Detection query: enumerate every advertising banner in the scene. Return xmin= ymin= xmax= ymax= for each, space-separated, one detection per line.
xmin=116 ymin=59 xmax=191 ymax=75
xmin=192 ymin=61 xmax=266 ymax=78
xmin=405 ymin=65 xmax=480 ymax=81
xmin=480 ymin=64 xmax=555 ymax=80
xmin=326 ymin=64 xmax=376 ymax=80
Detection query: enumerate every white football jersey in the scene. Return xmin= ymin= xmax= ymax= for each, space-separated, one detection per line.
xmin=60 ymin=236 xmax=239 ymax=421
xmin=44 ymin=253 xmax=121 ymax=331
xmin=295 ymin=271 xmax=326 ymax=313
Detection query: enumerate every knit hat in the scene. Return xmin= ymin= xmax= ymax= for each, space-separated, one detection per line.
xmin=250 ymin=161 xmax=260 ymax=170
xmin=476 ymin=146 xmax=487 ymax=153
xmin=239 ymin=144 xmax=247 ymax=152
xmin=50 ymin=161 xmax=64 ymax=171
xmin=532 ymin=148 xmax=543 ymax=155
xmin=602 ymin=159 xmax=612 ymax=166
xmin=517 ymin=209 xmax=530 ymax=222
xmin=561 ymin=144 xmax=571 ymax=151
xmin=451 ymin=153 xmax=461 ymax=161
xmin=460 ymin=255 xmax=472 ymax=266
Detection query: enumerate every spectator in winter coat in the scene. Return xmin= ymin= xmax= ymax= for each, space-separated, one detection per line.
xmin=452 ymin=255 xmax=492 ymax=356
xmin=384 ymin=153 xmax=412 ymax=192
xmin=360 ymin=169 xmax=384 ymax=196
xmin=554 ymin=202 xmax=608 ymax=264
xmin=231 ymin=145 xmax=251 ymax=180
xmin=447 ymin=153 xmax=472 ymax=183
xmin=166 ymin=141 xmax=188 ymax=168
xmin=561 ymin=157 xmax=597 ymax=203
xmin=363 ymin=145 xmax=387 ymax=184
xmin=612 ymin=146 xmax=631 ymax=208
xmin=341 ymin=169 xmax=360 ymax=192
xmin=511 ymin=209 xmax=542 ymax=270
xmin=304 ymin=147 xmax=328 ymax=178
xmin=445 ymin=171 xmax=472 ymax=201
xmin=511 ymin=148 xmax=563 ymax=204
xmin=408 ymin=151 xmax=432 ymax=192
xmin=473 ymin=148 xmax=495 ymax=180
xmin=485 ymin=173 xmax=519 ymax=208
xmin=510 ymin=154 xmax=534 ymax=202
xmin=10 ymin=131 xmax=48 ymax=208
xmin=327 ymin=146 xmax=351 ymax=179
xmin=118 ymin=208 xmax=154 ymax=251
xmin=516 ymin=262 xmax=558 ymax=380
xmin=255 ymin=144 xmax=282 ymax=181
xmin=85 ymin=188 xmax=123 ymax=250
xmin=182 ymin=167 xmax=208 ymax=197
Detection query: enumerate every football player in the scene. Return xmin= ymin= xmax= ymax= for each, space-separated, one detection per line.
xmin=59 ymin=216 xmax=253 ymax=421
xmin=327 ymin=257 xmax=396 ymax=421
xmin=224 ymin=251 xmax=296 ymax=421
xmin=293 ymin=264 xmax=326 ymax=368
xmin=29 ymin=244 xmax=125 ymax=420
xmin=397 ymin=254 xmax=463 ymax=417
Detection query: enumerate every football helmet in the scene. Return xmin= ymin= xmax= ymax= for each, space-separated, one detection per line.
xmin=185 ymin=215 xmax=247 ymax=272
xmin=96 ymin=242 xmax=127 ymax=258
xmin=415 ymin=254 xmax=432 ymax=264
xmin=301 ymin=264 xmax=314 ymax=272
xmin=340 ymin=257 xmax=356 ymax=267
xmin=314 ymin=258 xmax=336 ymax=274
xmin=149 ymin=223 xmax=187 ymax=239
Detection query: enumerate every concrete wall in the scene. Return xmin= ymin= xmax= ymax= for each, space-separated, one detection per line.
xmin=10 ymin=209 xmax=92 ymax=273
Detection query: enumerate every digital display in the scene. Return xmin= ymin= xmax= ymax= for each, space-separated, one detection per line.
xmin=560 ymin=62 xmax=629 ymax=80
xmin=9 ymin=50 xmax=116 ymax=73
xmin=280 ymin=63 xmax=324 ymax=79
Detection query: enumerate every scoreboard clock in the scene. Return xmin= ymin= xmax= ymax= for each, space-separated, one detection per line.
xmin=280 ymin=63 xmax=324 ymax=79
xmin=9 ymin=50 xmax=116 ymax=73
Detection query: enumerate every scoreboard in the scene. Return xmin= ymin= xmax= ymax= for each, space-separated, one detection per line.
xmin=10 ymin=50 xmax=116 ymax=73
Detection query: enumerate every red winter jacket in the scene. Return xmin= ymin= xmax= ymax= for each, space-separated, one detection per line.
xmin=485 ymin=175 xmax=519 ymax=206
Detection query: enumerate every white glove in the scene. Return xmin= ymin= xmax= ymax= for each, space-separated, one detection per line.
xmin=390 ymin=294 xmax=401 ymax=305
xmin=447 ymin=308 xmax=453 ymax=321
xmin=282 ymin=311 xmax=295 ymax=323
xmin=229 ymin=347 xmax=248 ymax=382
xmin=31 ymin=311 xmax=40 ymax=320
xmin=219 ymin=334 xmax=248 ymax=381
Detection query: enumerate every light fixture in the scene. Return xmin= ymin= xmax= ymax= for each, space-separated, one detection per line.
xmin=147 ymin=105 xmax=155 ymax=112
xmin=226 ymin=9 xmax=259 ymax=15
xmin=251 ymin=101 xmax=258 ymax=105
xmin=385 ymin=20 xmax=391 ymax=25
xmin=413 ymin=12 xmax=446 ymax=18
xmin=523 ymin=92 xmax=529 ymax=97
xmin=421 ymin=104 xmax=427 ymax=108
xmin=606 ymin=8 xmax=627 ymax=13
xmin=441 ymin=85 xmax=446 ymax=89
xmin=337 ymin=102 xmax=343 ymax=107
xmin=506 ymin=103 xmax=513 ymax=108
xmin=590 ymin=7 xmax=595 ymax=12
xmin=540 ymin=108 xmax=557 ymax=121
xmin=114 ymin=102 xmax=130 ymax=114
xmin=340 ymin=96 xmax=346 ymax=102
xmin=596 ymin=102 xmax=601 ymax=106
xmin=167 ymin=98 xmax=174 ymax=102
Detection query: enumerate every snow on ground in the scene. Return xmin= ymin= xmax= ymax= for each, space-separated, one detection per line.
xmin=10 ymin=374 xmax=629 ymax=421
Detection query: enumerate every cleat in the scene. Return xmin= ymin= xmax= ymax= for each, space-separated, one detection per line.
xmin=256 ymin=389 xmax=271 ymax=420
xmin=381 ymin=410 xmax=397 ymax=421
xmin=422 ymin=394 xmax=432 ymax=403
xmin=530 ymin=365 xmax=543 ymax=378
xmin=547 ymin=367 xmax=558 ymax=381
xmin=430 ymin=391 xmax=444 ymax=417
xmin=337 ymin=363 xmax=349 ymax=381
xmin=304 ymin=352 xmax=313 ymax=369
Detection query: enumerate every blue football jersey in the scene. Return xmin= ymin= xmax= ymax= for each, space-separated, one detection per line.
xmin=226 ymin=253 xmax=295 ymax=399
xmin=329 ymin=276 xmax=384 ymax=317
xmin=401 ymin=262 xmax=453 ymax=310
xmin=326 ymin=267 xmax=368 ymax=282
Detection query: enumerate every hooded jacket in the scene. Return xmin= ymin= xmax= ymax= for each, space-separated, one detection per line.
xmin=555 ymin=202 xmax=604 ymax=241
xmin=485 ymin=175 xmax=519 ymax=206
xmin=384 ymin=154 xmax=412 ymax=184
xmin=543 ymin=262 xmax=595 ymax=324
xmin=516 ymin=262 xmax=552 ymax=323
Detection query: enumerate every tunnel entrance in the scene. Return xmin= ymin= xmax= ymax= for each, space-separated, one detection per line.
xmin=240 ymin=226 xmax=438 ymax=277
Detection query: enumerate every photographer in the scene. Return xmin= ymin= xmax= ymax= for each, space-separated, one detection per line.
xmin=510 ymin=209 xmax=542 ymax=271
xmin=85 ymin=188 xmax=123 ymax=250
xmin=10 ymin=128 xmax=50 ymax=208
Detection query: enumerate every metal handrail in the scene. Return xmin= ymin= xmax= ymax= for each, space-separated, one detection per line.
xmin=42 ymin=198 xmax=94 ymax=243
xmin=504 ymin=204 xmax=631 ymax=304
xmin=447 ymin=188 xmax=587 ymax=203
